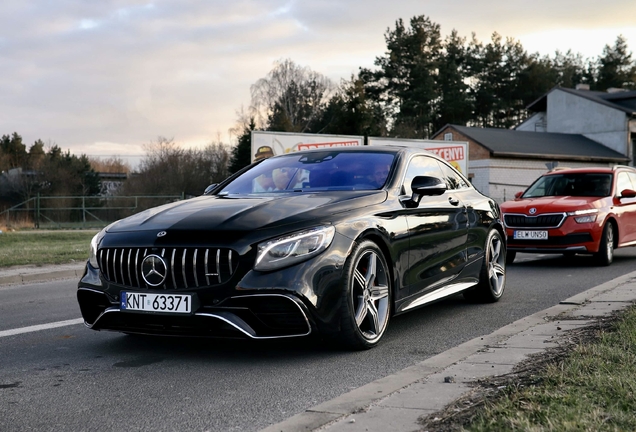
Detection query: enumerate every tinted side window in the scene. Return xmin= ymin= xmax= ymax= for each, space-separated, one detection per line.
xmin=437 ymin=161 xmax=469 ymax=190
xmin=402 ymin=156 xmax=445 ymax=196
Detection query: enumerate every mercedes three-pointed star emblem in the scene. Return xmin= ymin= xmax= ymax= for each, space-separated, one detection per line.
xmin=141 ymin=254 xmax=167 ymax=287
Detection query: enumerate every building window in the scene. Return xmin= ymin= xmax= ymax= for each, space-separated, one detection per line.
xmin=444 ymin=132 xmax=453 ymax=141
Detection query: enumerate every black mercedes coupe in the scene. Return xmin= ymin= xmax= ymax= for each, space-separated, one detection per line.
xmin=77 ymin=146 xmax=507 ymax=349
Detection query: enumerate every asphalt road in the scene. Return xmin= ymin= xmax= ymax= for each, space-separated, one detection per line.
xmin=2 ymin=249 xmax=635 ymax=431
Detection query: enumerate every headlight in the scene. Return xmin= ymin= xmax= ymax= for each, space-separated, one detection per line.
xmin=254 ymin=226 xmax=336 ymax=271
xmin=88 ymin=229 xmax=107 ymax=268
xmin=567 ymin=209 xmax=598 ymax=224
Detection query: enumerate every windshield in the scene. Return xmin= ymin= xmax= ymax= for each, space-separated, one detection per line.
xmin=523 ymin=173 xmax=613 ymax=198
xmin=219 ymin=151 xmax=396 ymax=195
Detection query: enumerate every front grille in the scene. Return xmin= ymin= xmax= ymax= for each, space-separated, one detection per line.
xmin=504 ymin=213 xmax=565 ymax=228
xmin=98 ymin=247 xmax=238 ymax=289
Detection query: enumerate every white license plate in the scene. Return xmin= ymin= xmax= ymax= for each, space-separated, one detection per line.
xmin=121 ymin=292 xmax=192 ymax=314
xmin=513 ymin=230 xmax=548 ymax=240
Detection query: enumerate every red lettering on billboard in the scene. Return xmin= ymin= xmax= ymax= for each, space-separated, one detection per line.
xmin=297 ymin=141 xmax=360 ymax=150
xmin=425 ymin=146 xmax=465 ymax=161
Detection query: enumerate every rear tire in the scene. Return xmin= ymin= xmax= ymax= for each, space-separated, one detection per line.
xmin=594 ymin=222 xmax=614 ymax=266
xmin=464 ymin=229 xmax=506 ymax=303
xmin=331 ymin=240 xmax=391 ymax=350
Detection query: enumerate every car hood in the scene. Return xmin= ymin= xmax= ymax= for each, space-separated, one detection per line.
xmin=500 ymin=196 xmax=603 ymax=214
xmin=106 ymin=191 xmax=387 ymax=233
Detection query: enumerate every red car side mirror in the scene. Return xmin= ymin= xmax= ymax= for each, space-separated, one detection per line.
xmin=620 ymin=189 xmax=636 ymax=199
xmin=514 ymin=191 xmax=523 ymax=200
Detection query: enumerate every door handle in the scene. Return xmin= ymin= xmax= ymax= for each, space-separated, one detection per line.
xmin=448 ymin=197 xmax=460 ymax=206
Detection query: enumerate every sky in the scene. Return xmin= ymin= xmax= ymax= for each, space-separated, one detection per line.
xmin=1 ymin=0 xmax=636 ymax=168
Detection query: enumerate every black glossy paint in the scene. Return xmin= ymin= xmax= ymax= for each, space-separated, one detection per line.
xmin=78 ymin=146 xmax=504 ymax=341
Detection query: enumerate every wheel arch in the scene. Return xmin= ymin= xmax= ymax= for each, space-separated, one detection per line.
xmin=605 ymin=216 xmax=619 ymax=248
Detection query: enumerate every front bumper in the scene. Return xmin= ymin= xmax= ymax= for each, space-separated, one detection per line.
xmin=77 ymin=233 xmax=351 ymax=339
xmin=78 ymin=287 xmax=312 ymax=339
xmin=505 ymin=218 xmax=601 ymax=254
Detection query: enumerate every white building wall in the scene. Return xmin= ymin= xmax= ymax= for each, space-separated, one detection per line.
xmin=469 ymin=158 xmax=614 ymax=204
xmin=547 ymin=90 xmax=628 ymax=155
xmin=515 ymin=112 xmax=547 ymax=132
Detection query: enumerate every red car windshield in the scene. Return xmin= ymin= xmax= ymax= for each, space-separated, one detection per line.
xmin=523 ymin=173 xmax=613 ymax=198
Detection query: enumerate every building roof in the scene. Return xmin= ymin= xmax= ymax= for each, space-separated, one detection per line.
xmin=444 ymin=125 xmax=629 ymax=163
xmin=527 ymin=86 xmax=636 ymax=115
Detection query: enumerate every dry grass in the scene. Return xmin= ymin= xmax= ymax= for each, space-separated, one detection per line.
xmin=0 ymin=230 xmax=98 ymax=267
xmin=0 ymin=217 xmax=35 ymax=232
xmin=419 ymin=308 xmax=636 ymax=431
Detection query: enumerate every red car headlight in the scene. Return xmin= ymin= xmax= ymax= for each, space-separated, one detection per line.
xmin=567 ymin=209 xmax=598 ymax=224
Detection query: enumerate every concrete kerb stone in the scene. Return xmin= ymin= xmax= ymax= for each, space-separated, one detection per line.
xmin=264 ymin=269 xmax=636 ymax=432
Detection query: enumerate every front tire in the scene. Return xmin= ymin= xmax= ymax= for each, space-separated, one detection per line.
xmin=333 ymin=240 xmax=391 ymax=350
xmin=594 ymin=222 xmax=614 ymax=266
xmin=464 ymin=229 xmax=506 ymax=303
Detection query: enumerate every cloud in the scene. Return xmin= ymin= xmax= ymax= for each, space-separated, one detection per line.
xmin=1 ymin=0 xmax=635 ymax=164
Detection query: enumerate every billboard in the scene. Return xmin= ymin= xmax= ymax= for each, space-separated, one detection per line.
xmin=368 ymin=137 xmax=468 ymax=174
xmin=251 ymin=131 xmax=363 ymax=162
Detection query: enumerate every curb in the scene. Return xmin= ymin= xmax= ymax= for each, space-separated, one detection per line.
xmin=261 ymin=270 xmax=636 ymax=432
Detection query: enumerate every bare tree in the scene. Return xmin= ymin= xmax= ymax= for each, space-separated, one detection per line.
xmin=250 ymin=59 xmax=334 ymax=132
xmin=89 ymin=156 xmax=131 ymax=174
xmin=122 ymin=136 xmax=231 ymax=198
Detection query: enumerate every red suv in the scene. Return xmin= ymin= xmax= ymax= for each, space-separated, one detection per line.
xmin=501 ymin=166 xmax=636 ymax=266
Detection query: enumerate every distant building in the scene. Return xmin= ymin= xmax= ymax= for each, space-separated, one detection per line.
xmin=432 ymin=86 xmax=636 ymax=202
xmin=97 ymin=172 xmax=128 ymax=196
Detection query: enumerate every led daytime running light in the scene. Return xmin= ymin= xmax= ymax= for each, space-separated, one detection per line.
xmin=566 ymin=209 xmax=598 ymax=216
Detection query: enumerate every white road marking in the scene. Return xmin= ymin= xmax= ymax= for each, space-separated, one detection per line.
xmin=0 ymin=318 xmax=84 ymax=338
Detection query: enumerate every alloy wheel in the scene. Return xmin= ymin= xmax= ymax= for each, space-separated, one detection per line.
xmin=487 ymin=233 xmax=506 ymax=297
xmin=350 ymin=250 xmax=390 ymax=341
xmin=605 ymin=224 xmax=614 ymax=261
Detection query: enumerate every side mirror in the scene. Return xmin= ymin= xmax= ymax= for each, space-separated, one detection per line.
xmin=620 ymin=188 xmax=636 ymax=199
xmin=203 ymin=184 xmax=218 ymax=195
xmin=408 ymin=176 xmax=447 ymax=207
xmin=514 ymin=191 xmax=523 ymax=199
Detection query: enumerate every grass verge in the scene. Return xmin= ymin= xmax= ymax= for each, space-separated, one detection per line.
xmin=0 ymin=230 xmax=98 ymax=267
xmin=420 ymin=306 xmax=636 ymax=431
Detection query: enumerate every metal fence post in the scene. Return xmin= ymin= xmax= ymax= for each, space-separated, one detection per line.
xmin=36 ymin=193 xmax=40 ymax=229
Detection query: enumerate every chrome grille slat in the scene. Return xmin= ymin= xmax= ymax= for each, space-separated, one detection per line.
xmin=216 ymin=249 xmax=221 ymax=284
xmin=228 ymin=250 xmax=232 ymax=277
xmin=193 ymin=249 xmax=199 ymax=287
xmin=126 ymin=249 xmax=132 ymax=286
xmin=134 ymin=249 xmax=140 ymax=287
xmin=99 ymin=246 xmax=236 ymax=289
xmin=112 ymin=249 xmax=118 ymax=284
xmin=105 ymin=249 xmax=111 ymax=282
xmin=119 ymin=249 xmax=125 ymax=285
xmin=171 ymin=249 xmax=177 ymax=290
xmin=205 ymin=249 xmax=210 ymax=285
xmin=182 ymin=249 xmax=188 ymax=288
